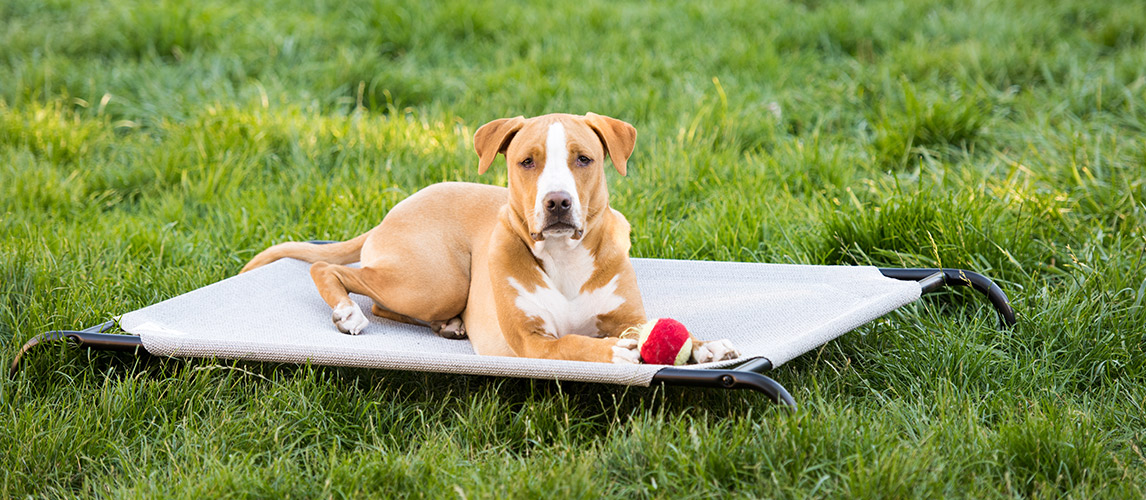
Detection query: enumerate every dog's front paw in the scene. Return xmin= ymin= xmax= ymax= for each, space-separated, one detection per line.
xmin=611 ymin=338 xmax=640 ymax=364
xmin=692 ymin=339 xmax=740 ymax=364
xmin=332 ymin=301 xmax=369 ymax=335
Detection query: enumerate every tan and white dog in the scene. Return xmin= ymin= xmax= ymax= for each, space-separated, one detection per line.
xmin=241 ymin=113 xmax=739 ymax=364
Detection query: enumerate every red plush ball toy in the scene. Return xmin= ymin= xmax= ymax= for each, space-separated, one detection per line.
xmin=635 ymin=318 xmax=693 ymax=365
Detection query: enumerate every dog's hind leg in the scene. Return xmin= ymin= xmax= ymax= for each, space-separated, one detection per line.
xmin=429 ymin=317 xmax=467 ymax=339
xmin=309 ymin=261 xmax=468 ymax=336
xmin=370 ymin=304 xmax=422 ymax=326
xmin=369 ymin=304 xmax=467 ymax=339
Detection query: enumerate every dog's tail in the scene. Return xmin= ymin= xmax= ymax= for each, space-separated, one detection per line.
xmin=239 ymin=233 xmax=369 ymax=273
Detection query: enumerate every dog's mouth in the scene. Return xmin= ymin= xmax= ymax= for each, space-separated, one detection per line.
xmin=530 ymin=221 xmax=583 ymax=241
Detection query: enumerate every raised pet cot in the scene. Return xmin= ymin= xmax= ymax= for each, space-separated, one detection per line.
xmin=10 ymin=254 xmax=1015 ymax=409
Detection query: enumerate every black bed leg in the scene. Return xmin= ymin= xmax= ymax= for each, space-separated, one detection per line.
xmin=879 ymin=268 xmax=1017 ymax=328
xmin=8 ymin=323 xmax=144 ymax=378
xmin=651 ymin=357 xmax=797 ymax=409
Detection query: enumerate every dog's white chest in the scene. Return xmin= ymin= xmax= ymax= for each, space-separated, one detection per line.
xmin=508 ymin=240 xmax=625 ymax=338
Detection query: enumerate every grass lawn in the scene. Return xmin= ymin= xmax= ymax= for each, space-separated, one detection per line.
xmin=3 ymin=0 xmax=1145 ymax=497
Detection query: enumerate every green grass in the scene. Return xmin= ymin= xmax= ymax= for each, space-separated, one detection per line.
xmin=2 ymin=0 xmax=1145 ymax=497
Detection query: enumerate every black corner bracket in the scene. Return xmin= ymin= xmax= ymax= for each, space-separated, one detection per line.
xmin=9 ymin=322 xmax=144 ymax=378
xmin=652 ymin=357 xmax=797 ymax=409
xmin=879 ymin=268 xmax=1017 ymax=329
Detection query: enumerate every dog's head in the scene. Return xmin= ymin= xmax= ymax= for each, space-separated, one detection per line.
xmin=474 ymin=113 xmax=636 ymax=243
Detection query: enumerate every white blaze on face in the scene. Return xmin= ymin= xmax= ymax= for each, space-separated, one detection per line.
xmin=533 ymin=121 xmax=582 ymax=234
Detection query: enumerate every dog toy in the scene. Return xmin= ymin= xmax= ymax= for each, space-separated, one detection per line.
xmin=632 ymin=318 xmax=693 ymax=365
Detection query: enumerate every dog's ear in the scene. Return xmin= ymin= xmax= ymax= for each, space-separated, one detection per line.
xmin=585 ymin=112 xmax=637 ymax=176
xmin=474 ymin=116 xmax=526 ymax=174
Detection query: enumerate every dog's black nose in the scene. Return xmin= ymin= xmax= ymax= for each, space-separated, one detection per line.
xmin=543 ymin=191 xmax=572 ymax=216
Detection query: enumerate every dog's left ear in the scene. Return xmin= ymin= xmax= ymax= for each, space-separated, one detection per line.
xmin=585 ymin=112 xmax=637 ymax=176
xmin=474 ymin=116 xmax=526 ymax=175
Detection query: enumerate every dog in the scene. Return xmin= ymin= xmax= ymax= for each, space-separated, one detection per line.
xmin=241 ymin=113 xmax=739 ymax=364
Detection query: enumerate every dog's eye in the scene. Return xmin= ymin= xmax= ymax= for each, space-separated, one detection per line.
xmin=575 ymin=155 xmax=592 ymax=167
xmin=520 ymin=157 xmax=534 ymax=168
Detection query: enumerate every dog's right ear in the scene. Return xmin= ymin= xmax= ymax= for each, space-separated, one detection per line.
xmin=474 ymin=116 xmax=526 ymax=174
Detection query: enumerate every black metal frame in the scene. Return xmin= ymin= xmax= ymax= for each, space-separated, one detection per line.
xmin=9 ymin=267 xmax=1016 ymax=409
xmin=877 ymin=268 xmax=1016 ymax=328
xmin=647 ymin=268 xmax=1017 ymax=408
xmin=8 ymin=320 xmax=145 ymax=378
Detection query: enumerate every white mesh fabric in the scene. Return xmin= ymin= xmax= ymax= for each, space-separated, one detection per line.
xmin=119 ymin=258 xmax=921 ymax=385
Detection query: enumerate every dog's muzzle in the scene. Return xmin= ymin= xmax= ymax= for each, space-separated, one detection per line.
xmin=531 ymin=191 xmax=583 ymax=241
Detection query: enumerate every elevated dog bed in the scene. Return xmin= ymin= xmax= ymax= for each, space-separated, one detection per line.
xmin=10 ymin=257 xmax=1015 ymax=408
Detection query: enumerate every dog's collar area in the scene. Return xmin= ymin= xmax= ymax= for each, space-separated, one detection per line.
xmin=531 ymin=233 xmax=585 ymax=257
